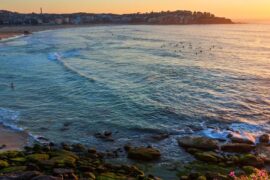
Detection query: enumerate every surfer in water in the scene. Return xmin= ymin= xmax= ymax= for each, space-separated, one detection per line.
xmin=10 ymin=82 xmax=15 ymax=89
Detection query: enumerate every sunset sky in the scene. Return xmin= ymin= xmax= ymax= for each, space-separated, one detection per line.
xmin=1 ymin=0 xmax=270 ymax=21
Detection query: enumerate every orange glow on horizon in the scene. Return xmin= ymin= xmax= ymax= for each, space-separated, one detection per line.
xmin=1 ymin=0 xmax=270 ymax=21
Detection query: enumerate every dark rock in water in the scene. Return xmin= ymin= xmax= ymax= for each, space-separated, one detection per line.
xmin=228 ymin=132 xmax=256 ymax=144
xmin=259 ymin=134 xmax=269 ymax=144
xmin=124 ymin=144 xmax=132 ymax=152
xmin=150 ymin=133 xmax=170 ymax=141
xmin=104 ymin=131 xmax=112 ymax=137
xmin=87 ymin=148 xmax=97 ymax=154
xmin=61 ymin=143 xmax=71 ymax=151
xmin=23 ymin=31 xmax=31 ymax=35
xmin=63 ymin=122 xmax=72 ymax=127
xmin=36 ymin=136 xmax=50 ymax=142
xmin=0 ymin=144 xmax=7 ymax=150
xmin=71 ymin=143 xmax=86 ymax=152
xmin=239 ymin=154 xmax=264 ymax=167
xmin=127 ymin=147 xmax=161 ymax=161
xmin=177 ymin=136 xmax=219 ymax=150
xmin=94 ymin=131 xmax=114 ymax=142
xmin=220 ymin=143 xmax=255 ymax=153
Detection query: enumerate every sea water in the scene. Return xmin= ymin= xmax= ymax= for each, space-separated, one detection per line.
xmin=0 ymin=25 xmax=270 ymax=166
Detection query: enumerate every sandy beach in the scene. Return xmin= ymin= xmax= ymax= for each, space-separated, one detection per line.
xmin=0 ymin=125 xmax=29 ymax=151
xmin=0 ymin=25 xmax=97 ymax=40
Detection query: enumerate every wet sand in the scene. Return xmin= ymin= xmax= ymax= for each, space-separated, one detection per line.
xmin=0 ymin=125 xmax=29 ymax=151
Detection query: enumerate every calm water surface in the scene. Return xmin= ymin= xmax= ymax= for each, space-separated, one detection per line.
xmin=0 ymin=25 xmax=270 ymax=170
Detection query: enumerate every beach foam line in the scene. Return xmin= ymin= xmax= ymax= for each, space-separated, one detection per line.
xmin=48 ymin=51 xmax=96 ymax=82
xmin=0 ymin=34 xmax=25 ymax=43
xmin=0 ymin=107 xmax=45 ymax=145
xmin=0 ymin=107 xmax=22 ymax=131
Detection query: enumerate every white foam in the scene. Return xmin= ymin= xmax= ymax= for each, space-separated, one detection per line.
xmin=0 ymin=108 xmax=24 ymax=132
xmin=0 ymin=34 xmax=25 ymax=43
xmin=201 ymin=128 xmax=229 ymax=140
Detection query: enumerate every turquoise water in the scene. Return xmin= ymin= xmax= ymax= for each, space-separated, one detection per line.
xmin=0 ymin=25 xmax=270 ymax=162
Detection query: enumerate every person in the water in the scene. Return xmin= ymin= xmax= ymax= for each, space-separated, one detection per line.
xmin=10 ymin=82 xmax=15 ymax=89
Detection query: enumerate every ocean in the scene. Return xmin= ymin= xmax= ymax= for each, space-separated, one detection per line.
xmin=0 ymin=24 xmax=270 ymax=172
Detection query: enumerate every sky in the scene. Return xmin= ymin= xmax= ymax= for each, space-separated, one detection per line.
xmin=1 ymin=0 xmax=270 ymax=21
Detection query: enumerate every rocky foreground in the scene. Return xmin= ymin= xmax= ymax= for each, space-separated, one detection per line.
xmin=0 ymin=132 xmax=269 ymax=180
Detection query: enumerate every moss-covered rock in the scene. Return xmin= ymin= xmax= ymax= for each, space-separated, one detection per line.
xmin=0 ymin=166 xmax=27 ymax=173
xmin=83 ymin=172 xmax=96 ymax=179
xmin=239 ymin=154 xmax=264 ymax=167
xmin=127 ymin=147 xmax=161 ymax=161
xmin=177 ymin=161 xmax=234 ymax=178
xmin=0 ymin=160 xmax=9 ymax=168
xmin=11 ymin=157 xmax=27 ymax=163
xmin=197 ymin=175 xmax=207 ymax=180
xmin=221 ymin=143 xmax=255 ymax=153
xmin=242 ymin=166 xmax=258 ymax=175
xmin=49 ymin=155 xmax=77 ymax=167
xmin=178 ymin=136 xmax=219 ymax=150
xmin=49 ymin=150 xmax=79 ymax=160
xmin=26 ymin=154 xmax=49 ymax=162
xmin=0 ymin=150 xmax=22 ymax=159
xmin=96 ymin=172 xmax=127 ymax=180
xmin=194 ymin=152 xmax=219 ymax=163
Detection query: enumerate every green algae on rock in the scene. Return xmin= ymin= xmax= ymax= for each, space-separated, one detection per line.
xmin=0 ymin=143 xmax=161 ymax=180
xmin=177 ymin=136 xmax=219 ymax=150
xmin=127 ymin=147 xmax=161 ymax=161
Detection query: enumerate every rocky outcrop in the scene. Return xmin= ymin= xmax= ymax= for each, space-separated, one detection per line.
xmin=220 ymin=143 xmax=255 ymax=153
xmin=127 ymin=147 xmax=161 ymax=161
xmin=259 ymin=134 xmax=269 ymax=144
xmin=0 ymin=144 xmax=160 ymax=180
xmin=178 ymin=136 xmax=219 ymax=150
xmin=228 ymin=132 xmax=256 ymax=144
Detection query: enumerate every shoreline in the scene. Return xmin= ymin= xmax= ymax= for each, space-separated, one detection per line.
xmin=0 ymin=23 xmax=241 ymax=41
xmin=0 ymin=25 xmax=101 ymax=41
xmin=0 ymin=125 xmax=30 ymax=151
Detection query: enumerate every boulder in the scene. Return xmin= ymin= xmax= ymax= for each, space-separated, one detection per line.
xmin=53 ymin=168 xmax=74 ymax=174
xmin=228 ymin=132 xmax=256 ymax=144
xmin=71 ymin=144 xmax=86 ymax=152
xmin=242 ymin=166 xmax=258 ymax=175
xmin=96 ymin=172 xmax=126 ymax=180
xmin=194 ymin=152 xmax=219 ymax=163
xmin=15 ymin=171 xmax=41 ymax=180
xmin=94 ymin=131 xmax=114 ymax=142
xmin=255 ymin=145 xmax=270 ymax=164
xmin=178 ymin=136 xmax=219 ymax=150
xmin=83 ymin=172 xmax=96 ymax=179
xmin=239 ymin=154 xmax=264 ymax=167
xmin=32 ymin=175 xmax=61 ymax=180
xmin=0 ymin=151 xmax=21 ymax=159
xmin=0 ymin=166 xmax=27 ymax=173
xmin=259 ymin=134 xmax=269 ymax=144
xmin=127 ymin=147 xmax=161 ymax=161
xmin=26 ymin=154 xmax=49 ymax=162
xmin=49 ymin=155 xmax=77 ymax=167
xmin=150 ymin=133 xmax=170 ymax=141
xmin=220 ymin=143 xmax=255 ymax=153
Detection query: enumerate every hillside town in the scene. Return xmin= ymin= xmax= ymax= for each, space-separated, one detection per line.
xmin=0 ymin=9 xmax=233 ymax=25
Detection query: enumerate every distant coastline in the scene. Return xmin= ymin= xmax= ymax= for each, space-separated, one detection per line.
xmin=0 ymin=10 xmax=233 ymax=26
